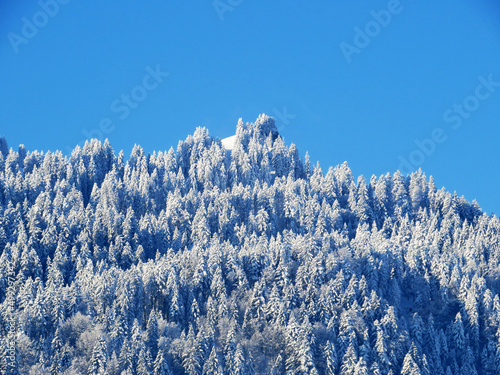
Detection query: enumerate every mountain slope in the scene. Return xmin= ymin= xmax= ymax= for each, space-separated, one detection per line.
xmin=0 ymin=115 xmax=498 ymax=374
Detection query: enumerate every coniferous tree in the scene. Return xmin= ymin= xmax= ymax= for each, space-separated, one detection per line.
xmin=87 ymin=337 xmax=107 ymax=375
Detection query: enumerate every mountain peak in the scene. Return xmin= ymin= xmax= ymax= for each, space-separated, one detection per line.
xmin=222 ymin=114 xmax=279 ymax=151
xmin=252 ymin=113 xmax=279 ymax=140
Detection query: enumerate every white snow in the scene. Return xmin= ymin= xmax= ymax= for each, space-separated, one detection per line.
xmin=221 ymin=135 xmax=236 ymax=150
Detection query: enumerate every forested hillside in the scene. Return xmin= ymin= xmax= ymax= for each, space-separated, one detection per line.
xmin=0 ymin=115 xmax=499 ymax=374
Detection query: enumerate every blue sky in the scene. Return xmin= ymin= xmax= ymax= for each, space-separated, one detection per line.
xmin=1 ymin=1 xmax=500 ymax=214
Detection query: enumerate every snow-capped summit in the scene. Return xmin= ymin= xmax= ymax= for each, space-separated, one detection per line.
xmin=252 ymin=113 xmax=279 ymax=140
xmin=221 ymin=114 xmax=279 ymax=151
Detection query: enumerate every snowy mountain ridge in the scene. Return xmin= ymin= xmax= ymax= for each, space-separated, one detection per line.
xmin=0 ymin=115 xmax=498 ymax=374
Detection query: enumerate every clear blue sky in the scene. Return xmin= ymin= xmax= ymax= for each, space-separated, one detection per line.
xmin=1 ymin=1 xmax=500 ymax=214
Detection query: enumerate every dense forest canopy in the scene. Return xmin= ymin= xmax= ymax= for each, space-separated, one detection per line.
xmin=0 ymin=114 xmax=499 ymax=374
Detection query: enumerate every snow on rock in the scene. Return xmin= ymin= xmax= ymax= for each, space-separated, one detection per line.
xmin=221 ymin=135 xmax=237 ymax=150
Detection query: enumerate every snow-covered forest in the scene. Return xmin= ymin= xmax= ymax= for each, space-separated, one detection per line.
xmin=0 ymin=115 xmax=499 ymax=374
